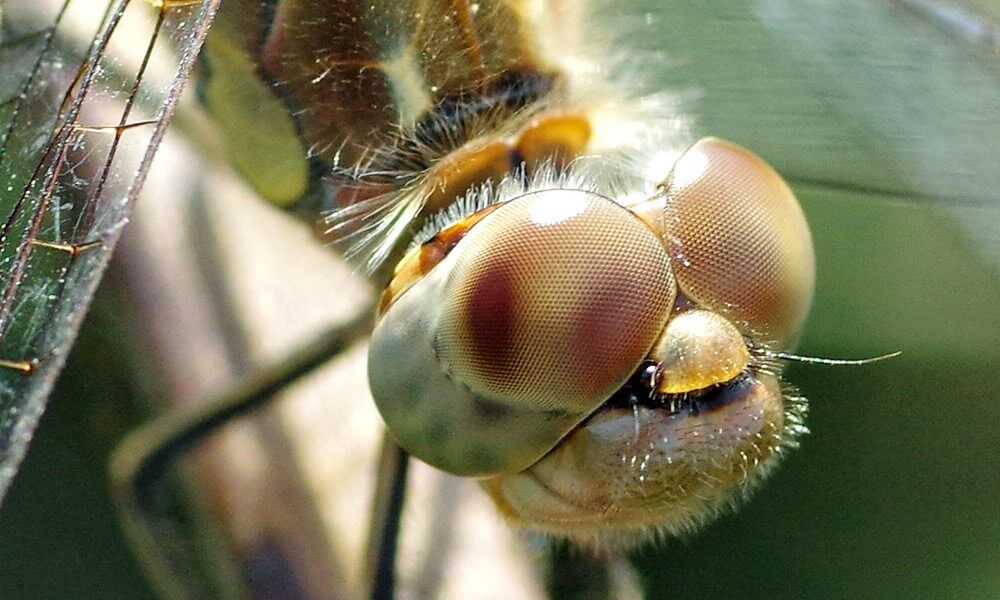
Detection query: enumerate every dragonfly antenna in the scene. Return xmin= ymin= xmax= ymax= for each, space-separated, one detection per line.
xmin=761 ymin=350 xmax=901 ymax=366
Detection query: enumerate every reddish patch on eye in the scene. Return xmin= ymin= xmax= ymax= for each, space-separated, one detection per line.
xmin=462 ymin=257 xmax=519 ymax=382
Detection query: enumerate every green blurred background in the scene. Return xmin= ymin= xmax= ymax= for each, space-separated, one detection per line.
xmin=1 ymin=1 xmax=999 ymax=598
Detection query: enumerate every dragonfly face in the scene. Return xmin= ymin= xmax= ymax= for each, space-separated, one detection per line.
xmin=369 ymin=134 xmax=814 ymax=546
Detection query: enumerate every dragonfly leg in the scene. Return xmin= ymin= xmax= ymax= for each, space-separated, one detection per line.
xmin=109 ymin=303 xmax=384 ymax=598
xmin=363 ymin=432 xmax=409 ymax=600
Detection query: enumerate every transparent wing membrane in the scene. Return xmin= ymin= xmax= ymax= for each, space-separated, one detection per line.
xmin=0 ymin=0 xmax=218 ymax=499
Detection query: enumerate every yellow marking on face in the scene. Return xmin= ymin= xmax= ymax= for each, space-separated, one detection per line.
xmin=516 ymin=112 xmax=592 ymax=170
xmin=650 ymin=309 xmax=750 ymax=394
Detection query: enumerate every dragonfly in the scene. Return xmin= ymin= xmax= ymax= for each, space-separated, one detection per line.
xmin=2 ymin=1 xmax=1000 ymax=599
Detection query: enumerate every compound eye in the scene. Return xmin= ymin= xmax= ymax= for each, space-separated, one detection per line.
xmin=662 ymin=138 xmax=815 ymax=343
xmin=437 ymin=189 xmax=676 ymax=413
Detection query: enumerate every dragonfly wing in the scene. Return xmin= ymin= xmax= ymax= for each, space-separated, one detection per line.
xmin=0 ymin=0 xmax=220 ymax=500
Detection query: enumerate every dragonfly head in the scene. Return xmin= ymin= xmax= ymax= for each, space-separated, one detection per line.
xmin=368 ymin=138 xmax=815 ymax=547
